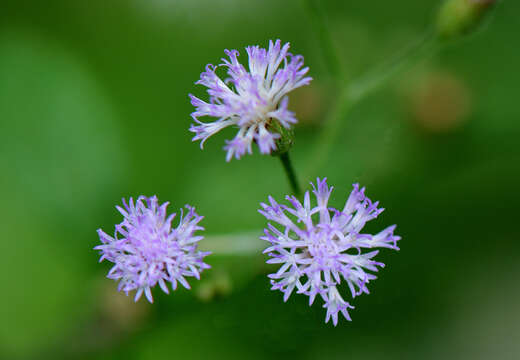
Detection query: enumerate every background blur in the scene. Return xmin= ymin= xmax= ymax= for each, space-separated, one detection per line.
xmin=1 ymin=0 xmax=519 ymax=359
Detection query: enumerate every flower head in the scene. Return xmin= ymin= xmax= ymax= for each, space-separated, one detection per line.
xmin=189 ymin=39 xmax=312 ymax=161
xmin=95 ymin=196 xmax=210 ymax=303
xmin=259 ymin=178 xmax=400 ymax=325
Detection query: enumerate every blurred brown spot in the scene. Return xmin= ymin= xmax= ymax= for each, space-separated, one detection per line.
xmin=290 ymin=82 xmax=328 ymax=126
xmin=98 ymin=280 xmax=150 ymax=331
xmin=196 ymin=271 xmax=232 ymax=302
xmin=406 ymin=70 xmax=472 ymax=132
xmin=62 ymin=281 xmax=151 ymax=354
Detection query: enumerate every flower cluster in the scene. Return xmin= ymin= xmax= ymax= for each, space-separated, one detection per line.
xmin=259 ymin=178 xmax=400 ymax=325
xmin=189 ymin=39 xmax=312 ymax=161
xmin=95 ymin=196 xmax=210 ymax=303
xmin=95 ymin=39 xmax=403 ymax=327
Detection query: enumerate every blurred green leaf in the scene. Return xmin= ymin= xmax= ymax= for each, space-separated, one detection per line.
xmin=0 ymin=29 xmax=126 ymax=357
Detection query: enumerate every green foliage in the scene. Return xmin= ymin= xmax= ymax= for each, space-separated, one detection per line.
xmin=0 ymin=0 xmax=518 ymax=359
xmin=0 ymin=30 xmax=125 ymax=357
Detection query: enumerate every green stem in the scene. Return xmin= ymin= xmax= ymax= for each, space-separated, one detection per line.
xmin=304 ymin=89 xmax=352 ymax=179
xmin=304 ymin=0 xmax=344 ymax=80
xmin=347 ymin=32 xmax=439 ymax=102
xmin=305 ymin=32 xmax=440 ymax=178
xmin=279 ymin=151 xmax=302 ymax=198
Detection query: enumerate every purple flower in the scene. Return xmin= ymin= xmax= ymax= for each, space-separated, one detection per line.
xmin=189 ymin=39 xmax=312 ymax=161
xmin=95 ymin=196 xmax=210 ymax=303
xmin=259 ymin=178 xmax=400 ymax=325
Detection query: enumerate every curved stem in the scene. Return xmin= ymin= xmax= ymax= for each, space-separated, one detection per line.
xmin=305 ymin=32 xmax=441 ymax=178
xmin=304 ymin=0 xmax=344 ymax=81
xmin=347 ymin=32 xmax=439 ymax=102
xmin=304 ymin=89 xmax=352 ymax=179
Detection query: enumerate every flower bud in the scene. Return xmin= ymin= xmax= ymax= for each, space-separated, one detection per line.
xmin=436 ymin=0 xmax=496 ymax=39
xmin=269 ymin=119 xmax=295 ymax=156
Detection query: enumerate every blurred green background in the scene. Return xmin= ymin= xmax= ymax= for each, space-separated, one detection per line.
xmin=1 ymin=0 xmax=519 ymax=359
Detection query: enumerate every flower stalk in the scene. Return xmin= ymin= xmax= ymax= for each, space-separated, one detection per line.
xmin=305 ymin=32 xmax=440 ymax=178
xmin=278 ymin=151 xmax=302 ymax=199
xmin=304 ymin=0 xmax=344 ymax=81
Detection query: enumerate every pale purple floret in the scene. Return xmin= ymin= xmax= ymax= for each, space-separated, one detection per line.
xmin=95 ymin=196 xmax=210 ymax=303
xmin=189 ymin=39 xmax=312 ymax=161
xmin=259 ymin=178 xmax=400 ymax=325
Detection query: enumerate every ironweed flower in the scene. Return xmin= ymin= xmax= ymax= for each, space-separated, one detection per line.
xmin=259 ymin=178 xmax=400 ymax=325
xmin=189 ymin=39 xmax=312 ymax=161
xmin=95 ymin=196 xmax=210 ymax=303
